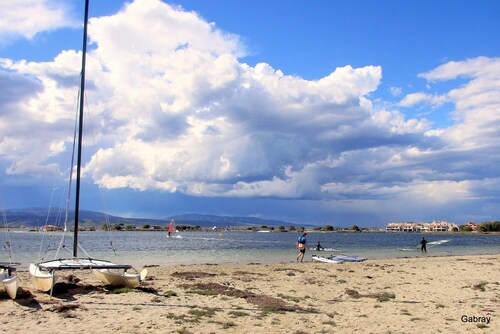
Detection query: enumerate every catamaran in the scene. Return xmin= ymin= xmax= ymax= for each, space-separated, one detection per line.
xmin=29 ymin=0 xmax=146 ymax=294
xmin=1 ymin=194 xmax=19 ymax=299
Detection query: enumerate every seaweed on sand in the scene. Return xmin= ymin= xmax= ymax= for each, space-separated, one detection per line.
xmin=181 ymin=282 xmax=303 ymax=312
xmin=345 ymin=289 xmax=396 ymax=302
xmin=171 ymin=271 xmax=217 ymax=280
xmin=47 ymin=303 xmax=86 ymax=318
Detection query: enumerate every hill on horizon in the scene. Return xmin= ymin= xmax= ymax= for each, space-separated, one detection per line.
xmin=2 ymin=208 xmax=299 ymax=228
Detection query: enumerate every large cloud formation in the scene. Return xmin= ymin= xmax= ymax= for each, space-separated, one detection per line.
xmin=1 ymin=0 xmax=499 ymax=222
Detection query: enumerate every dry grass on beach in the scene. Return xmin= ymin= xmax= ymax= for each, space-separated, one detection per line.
xmin=1 ymin=254 xmax=499 ymax=333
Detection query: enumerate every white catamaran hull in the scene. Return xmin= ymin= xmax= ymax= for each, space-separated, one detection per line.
xmin=0 ymin=269 xmax=18 ymax=299
xmin=93 ymin=268 xmax=147 ymax=288
xmin=29 ymin=263 xmax=56 ymax=292
xmin=30 ymin=258 xmax=146 ymax=291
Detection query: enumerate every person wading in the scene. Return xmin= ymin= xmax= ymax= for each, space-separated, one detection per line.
xmin=296 ymin=233 xmax=308 ymax=262
xmin=419 ymin=237 xmax=428 ymax=252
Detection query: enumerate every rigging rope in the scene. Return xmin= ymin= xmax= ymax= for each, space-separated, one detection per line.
xmin=84 ymin=90 xmax=119 ymax=257
xmin=0 ymin=192 xmax=15 ymax=263
xmin=34 ymin=86 xmax=80 ymax=262
xmin=37 ymin=186 xmax=56 ymax=261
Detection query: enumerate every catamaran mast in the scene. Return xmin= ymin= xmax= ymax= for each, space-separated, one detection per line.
xmin=74 ymin=0 xmax=90 ymax=257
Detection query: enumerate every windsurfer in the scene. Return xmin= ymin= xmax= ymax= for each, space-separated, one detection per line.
xmin=168 ymin=219 xmax=176 ymax=238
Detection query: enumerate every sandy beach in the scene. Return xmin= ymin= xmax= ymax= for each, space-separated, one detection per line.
xmin=1 ymin=254 xmax=498 ymax=333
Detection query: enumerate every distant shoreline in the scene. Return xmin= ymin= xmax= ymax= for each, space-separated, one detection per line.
xmin=3 ymin=226 xmax=499 ymax=236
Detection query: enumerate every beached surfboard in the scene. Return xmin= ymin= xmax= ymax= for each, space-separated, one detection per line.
xmin=311 ymin=255 xmax=344 ymax=263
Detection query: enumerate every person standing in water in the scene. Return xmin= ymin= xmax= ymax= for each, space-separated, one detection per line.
xmin=296 ymin=233 xmax=307 ymax=262
xmin=316 ymin=241 xmax=324 ymax=251
xmin=419 ymin=237 xmax=428 ymax=252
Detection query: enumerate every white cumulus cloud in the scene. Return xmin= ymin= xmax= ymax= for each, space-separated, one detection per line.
xmin=1 ymin=0 xmax=499 ymax=224
xmin=0 ymin=0 xmax=76 ymax=44
xmin=398 ymin=92 xmax=448 ymax=108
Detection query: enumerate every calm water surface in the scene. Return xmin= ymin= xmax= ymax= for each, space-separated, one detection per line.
xmin=3 ymin=230 xmax=499 ymax=269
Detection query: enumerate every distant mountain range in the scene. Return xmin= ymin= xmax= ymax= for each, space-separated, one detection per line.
xmin=2 ymin=208 xmax=296 ymax=228
xmin=166 ymin=213 xmax=295 ymax=228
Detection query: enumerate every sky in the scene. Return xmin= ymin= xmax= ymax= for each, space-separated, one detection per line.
xmin=0 ymin=0 xmax=499 ymax=226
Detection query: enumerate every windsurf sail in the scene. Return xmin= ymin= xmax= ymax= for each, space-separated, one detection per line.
xmin=328 ymin=255 xmax=367 ymax=262
xmin=168 ymin=219 xmax=177 ymax=237
xmin=428 ymin=239 xmax=450 ymax=246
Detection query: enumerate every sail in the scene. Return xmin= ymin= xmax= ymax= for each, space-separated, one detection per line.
xmin=168 ymin=219 xmax=177 ymax=237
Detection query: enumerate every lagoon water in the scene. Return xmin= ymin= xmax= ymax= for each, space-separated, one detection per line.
xmin=3 ymin=230 xmax=500 ymax=270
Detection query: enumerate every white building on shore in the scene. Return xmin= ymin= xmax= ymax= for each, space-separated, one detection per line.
xmin=386 ymin=221 xmax=458 ymax=232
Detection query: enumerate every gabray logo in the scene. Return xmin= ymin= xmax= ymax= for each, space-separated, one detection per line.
xmin=461 ymin=315 xmax=491 ymax=324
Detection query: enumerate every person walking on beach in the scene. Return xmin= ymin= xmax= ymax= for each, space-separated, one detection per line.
xmin=296 ymin=233 xmax=307 ymax=262
xmin=419 ymin=237 xmax=428 ymax=252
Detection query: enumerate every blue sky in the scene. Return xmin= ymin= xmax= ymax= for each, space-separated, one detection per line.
xmin=1 ymin=0 xmax=499 ymax=226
